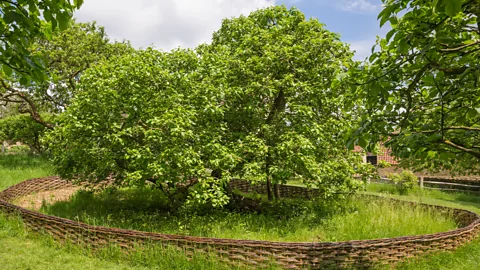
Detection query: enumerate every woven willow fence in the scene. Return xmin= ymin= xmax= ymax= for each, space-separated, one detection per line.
xmin=1 ymin=177 xmax=480 ymax=269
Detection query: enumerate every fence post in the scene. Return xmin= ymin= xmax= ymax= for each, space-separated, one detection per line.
xmin=419 ymin=176 xmax=424 ymax=189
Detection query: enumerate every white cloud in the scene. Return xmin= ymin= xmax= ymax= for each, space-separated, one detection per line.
xmin=74 ymin=0 xmax=275 ymax=50
xmin=340 ymin=0 xmax=380 ymax=13
xmin=348 ymin=39 xmax=376 ymax=61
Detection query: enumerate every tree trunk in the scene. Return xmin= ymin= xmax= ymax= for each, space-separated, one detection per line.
xmin=273 ymin=183 xmax=280 ymax=199
xmin=263 ymin=89 xmax=286 ymax=200
xmin=266 ymin=175 xmax=273 ymax=201
xmin=265 ymin=150 xmax=273 ymax=200
xmin=211 ymin=169 xmax=222 ymax=179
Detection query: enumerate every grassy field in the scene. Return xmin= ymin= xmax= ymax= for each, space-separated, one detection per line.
xmin=1 ymin=154 xmax=480 ymax=269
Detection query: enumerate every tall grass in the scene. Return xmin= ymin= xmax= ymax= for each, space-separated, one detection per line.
xmin=39 ymin=187 xmax=458 ymax=242
xmin=0 ymin=213 xmax=269 ymax=270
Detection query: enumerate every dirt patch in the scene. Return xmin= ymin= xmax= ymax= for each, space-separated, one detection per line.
xmin=14 ymin=187 xmax=80 ymax=211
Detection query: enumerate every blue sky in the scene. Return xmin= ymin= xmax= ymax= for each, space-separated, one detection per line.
xmin=278 ymin=0 xmax=386 ymax=60
xmin=74 ymin=0 xmax=386 ymax=60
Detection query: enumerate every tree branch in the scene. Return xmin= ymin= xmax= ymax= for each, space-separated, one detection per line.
xmin=440 ymin=139 xmax=480 ymax=159
xmin=440 ymin=40 xmax=480 ymax=52
xmin=0 ymin=79 xmax=54 ymax=129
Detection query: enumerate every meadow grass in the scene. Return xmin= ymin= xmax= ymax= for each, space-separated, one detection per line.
xmin=0 ymin=212 xmax=268 ymax=270
xmin=1 ymin=154 xmax=480 ymax=269
xmin=39 ymin=188 xmax=457 ymax=242
xmin=0 ymin=154 xmax=53 ymax=190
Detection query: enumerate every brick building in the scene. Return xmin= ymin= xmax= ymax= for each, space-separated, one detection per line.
xmin=354 ymin=145 xmax=398 ymax=165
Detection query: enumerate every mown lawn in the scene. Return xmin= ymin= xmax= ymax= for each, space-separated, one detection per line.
xmin=1 ymin=154 xmax=480 ymax=269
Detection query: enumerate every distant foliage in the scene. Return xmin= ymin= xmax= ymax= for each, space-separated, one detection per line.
xmin=6 ymin=145 xmax=31 ymax=155
xmin=378 ymin=160 xmax=392 ymax=168
xmin=389 ymin=170 xmax=418 ymax=195
xmin=0 ymin=114 xmax=54 ymax=153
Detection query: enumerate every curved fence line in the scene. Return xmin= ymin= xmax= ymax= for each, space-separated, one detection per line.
xmin=1 ymin=176 xmax=479 ymax=269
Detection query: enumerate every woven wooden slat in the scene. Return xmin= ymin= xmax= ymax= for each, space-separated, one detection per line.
xmin=1 ymin=177 xmax=479 ymax=269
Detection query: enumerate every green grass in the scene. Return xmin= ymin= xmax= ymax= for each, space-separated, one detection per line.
xmin=0 ymin=154 xmax=53 ymax=190
xmin=1 ymin=154 xmax=480 ymax=269
xmin=0 ymin=212 xmax=261 ymax=270
xmin=38 ymin=188 xmax=457 ymax=242
xmin=0 ymin=154 xmax=261 ymax=270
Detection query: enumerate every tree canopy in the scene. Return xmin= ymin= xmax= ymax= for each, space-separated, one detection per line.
xmin=351 ymin=0 xmax=480 ymax=174
xmin=0 ymin=0 xmax=83 ymax=81
xmin=46 ymin=48 xmax=230 ymax=203
xmin=195 ymin=6 xmax=363 ymax=199
xmin=1 ymin=21 xmax=133 ymax=128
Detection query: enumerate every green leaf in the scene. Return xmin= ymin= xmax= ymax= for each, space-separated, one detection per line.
xmin=386 ymin=29 xmax=395 ymax=42
xmin=3 ymin=64 xmax=12 ymax=76
xmin=74 ymin=0 xmax=84 ymax=8
xmin=398 ymin=40 xmax=409 ymax=54
xmin=443 ymin=0 xmax=461 ymax=17
xmin=57 ymin=12 xmax=70 ymax=31
xmin=19 ymin=76 xmax=29 ymax=85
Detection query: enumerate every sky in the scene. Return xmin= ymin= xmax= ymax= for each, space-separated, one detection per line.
xmin=74 ymin=0 xmax=386 ymax=61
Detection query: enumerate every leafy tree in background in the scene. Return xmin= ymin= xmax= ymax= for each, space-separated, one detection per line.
xmin=0 ymin=0 xmax=83 ymax=81
xmin=1 ymin=22 xmax=133 ymax=128
xmin=351 ymin=0 xmax=480 ymax=174
xmin=0 ymin=113 xmax=54 ymax=153
xmin=198 ymin=6 xmax=363 ymax=200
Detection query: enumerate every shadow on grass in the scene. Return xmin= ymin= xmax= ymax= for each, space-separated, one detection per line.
xmin=40 ymin=187 xmax=347 ymax=241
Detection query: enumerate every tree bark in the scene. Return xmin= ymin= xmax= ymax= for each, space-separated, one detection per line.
xmin=273 ymin=183 xmax=280 ymax=200
xmin=263 ymin=89 xmax=286 ymax=201
xmin=265 ymin=152 xmax=273 ymax=201
xmin=266 ymin=175 xmax=273 ymax=201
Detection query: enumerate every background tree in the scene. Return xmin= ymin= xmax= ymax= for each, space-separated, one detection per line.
xmin=198 ymin=6 xmax=363 ymax=200
xmin=1 ymin=22 xmax=133 ymax=128
xmin=0 ymin=113 xmax=53 ymax=153
xmin=351 ymin=0 xmax=480 ymax=174
xmin=0 ymin=0 xmax=83 ymax=81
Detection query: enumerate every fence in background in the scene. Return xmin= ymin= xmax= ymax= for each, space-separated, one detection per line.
xmin=370 ymin=176 xmax=480 ymax=194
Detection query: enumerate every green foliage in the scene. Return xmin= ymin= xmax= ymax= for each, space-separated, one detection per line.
xmin=378 ymin=160 xmax=392 ymax=168
xmin=351 ymin=0 xmax=480 ymax=174
xmin=6 ymin=145 xmax=30 ymax=155
xmin=0 ymin=114 xmax=53 ymax=153
xmin=388 ymin=170 xmax=418 ymax=195
xmin=1 ymin=22 xmax=133 ymax=128
xmin=48 ymin=6 xmax=364 ymax=204
xmin=33 ymin=21 xmax=133 ymax=113
xmin=45 ymin=48 xmax=231 ymax=204
xmin=0 ymin=0 xmax=83 ymax=82
xmin=197 ymin=6 xmax=363 ymax=198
